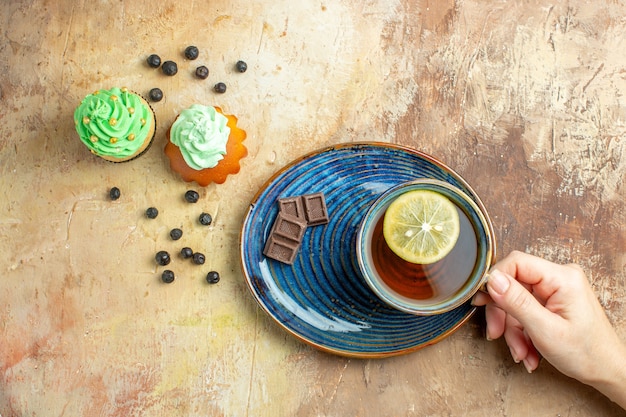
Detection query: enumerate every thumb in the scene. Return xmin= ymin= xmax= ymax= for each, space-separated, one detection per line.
xmin=486 ymin=269 xmax=551 ymax=330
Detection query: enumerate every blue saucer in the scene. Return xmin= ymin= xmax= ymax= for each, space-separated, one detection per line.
xmin=240 ymin=143 xmax=490 ymax=358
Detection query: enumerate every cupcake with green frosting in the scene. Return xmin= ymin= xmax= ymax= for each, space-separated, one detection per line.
xmin=164 ymin=104 xmax=247 ymax=185
xmin=74 ymin=87 xmax=156 ymax=162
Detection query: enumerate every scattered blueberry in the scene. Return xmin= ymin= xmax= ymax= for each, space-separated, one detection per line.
xmin=235 ymin=60 xmax=248 ymax=73
xmin=195 ymin=65 xmax=209 ymax=79
xmin=184 ymin=190 xmax=200 ymax=203
xmin=184 ymin=45 xmax=199 ymax=60
xmin=170 ymin=228 xmax=183 ymax=240
xmin=206 ymin=271 xmax=220 ymax=284
xmin=192 ymin=252 xmax=206 ymax=265
xmin=109 ymin=187 xmax=121 ymax=200
xmin=155 ymin=250 xmax=171 ymax=266
xmin=148 ymin=88 xmax=163 ymax=102
xmin=146 ymin=207 xmax=159 ymax=219
xmin=147 ymin=54 xmax=161 ymax=68
xmin=181 ymin=247 xmax=194 ymax=259
xmin=199 ymin=212 xmax=212 ymax=226
xmin=161 ymin=270 xmax=175 ymax=283
xmin=162 ymin=60 xmax=178 ymax=76
xmin=213 ymin=82 xmax=227 ymax=94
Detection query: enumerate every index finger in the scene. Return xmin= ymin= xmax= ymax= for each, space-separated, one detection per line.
xmin=491 ymin=251 xmax=576 ymax=302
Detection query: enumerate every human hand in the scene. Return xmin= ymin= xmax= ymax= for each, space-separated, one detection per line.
xmin=472 ymin=251 xmax=626 ymax=408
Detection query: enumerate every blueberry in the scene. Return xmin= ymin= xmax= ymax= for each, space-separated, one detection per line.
xmin=147 ymin=54 xmax=161 ymax=68
xmin=109 ymin=187 xmax=121 ymax=200
xmin=184 ymin=190 xmax=200 ymax=203
xmin=235 ymin=60 xmax=247 ymax=73
xmin=155 ymin=250 xmax=171 ymax=266
xmin=206 ymin=271 xmax=220 ymax=284
xmin=213 ymin=82 xmax=227 ymax=94
xmin=170 ymin=228 xmax=183 ymax=240
xmin=199 ymin=212 xmax=212 ymax=226
xmin=195 ymin=65 xmax=209 ymax=79
xmin=161 ymin=270 xmax=175 ymax=283
xmin=162 ymin=60 xmax=178 ymax=76
xmin=180 ymin=247 xmax=193 ymax=259
xmin=148 ymin=88 xmax=163 ymax=102
xmin=146 ymin=207 xmax=159 ymax=219
xmin=192 ymin=252 xmax=206 ymax=265
xmin=184 ymin=46 xmax=199 ymax=60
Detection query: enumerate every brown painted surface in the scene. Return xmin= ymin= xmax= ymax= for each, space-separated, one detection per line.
xmin=1 ymin=1 xmax=625 ymax=416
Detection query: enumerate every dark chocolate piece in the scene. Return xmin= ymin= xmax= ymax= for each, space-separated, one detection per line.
xmin=271 ymin=212 xmax=307 ymax=242
xmin=263 ymin=234 xmax=301 ymax=265
xmin=278 ymin=196 xmax=306 ymax=220
xmin=302 ymin=192 xmax=329 ymax=226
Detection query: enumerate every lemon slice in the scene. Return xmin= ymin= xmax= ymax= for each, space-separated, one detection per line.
xmin=382 ymin=189 xmax=460 ymax=264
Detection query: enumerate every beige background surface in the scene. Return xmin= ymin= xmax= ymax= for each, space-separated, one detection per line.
xmin=1 ymin=0 xmax=625 ymax=416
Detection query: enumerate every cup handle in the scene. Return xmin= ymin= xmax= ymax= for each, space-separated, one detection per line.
xmin=478 ymin=273 xmax=490 ymax=293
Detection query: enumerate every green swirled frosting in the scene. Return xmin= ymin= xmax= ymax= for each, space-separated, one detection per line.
xmin=74 ymin=87 xmax=153 ymax=158
xmin=170 ymin=104 xmax=230 ymax=170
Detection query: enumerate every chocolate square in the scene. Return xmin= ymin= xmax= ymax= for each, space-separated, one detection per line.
xmin=278 ymin=196 xmax=306 ymax=221
xmin=263 ymin=234 xmax=301 ymax=265
xmin=302 ymin=192 xmax=329 ymax=226
xmin=271 ymin=212 xmax=307 ymax=243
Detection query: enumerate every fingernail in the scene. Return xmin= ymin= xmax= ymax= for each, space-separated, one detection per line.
xmin=523 ymin=359 xmax=533 ymax=373
xmin=486 ymin=334 xmax=493 ymax=342
xmin=509 ymin=347 xmax=520 ymax=363
xmin=488 ymin=269 xmax=510 ymax=295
